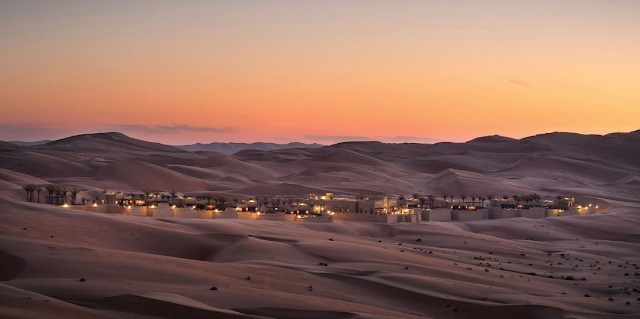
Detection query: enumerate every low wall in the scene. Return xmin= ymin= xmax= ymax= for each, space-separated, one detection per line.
xmin=296 ymin=216 xmax=333 ymax=223
xmin=238 ymin=212 xmax=297 ymax=222
xmin=398 ymin=215 xmax=417 ymax=223
xmin=451 ymin=210 xmax=483 ymax=222
xmin=480 ymin=209 xmax=489 ymax=219
xmin=94 ymin=204 xmax=126 ymax=215
xmin=238 ymin=211 xmax=258 ymax=220
xmin=422 ymin=209 xmax=451 ymax=222
xmin=489 ymin=208 xmax=518 ymax=219
xmin=258 ymin=214 xmax=296 ymax=222
xmin=212 ymin=210 xmax=239 ymax=219
xmin=333 ymin=213 xmax=395 ymax=223
xmin=518 ymin=208 xmax=546 ymax=219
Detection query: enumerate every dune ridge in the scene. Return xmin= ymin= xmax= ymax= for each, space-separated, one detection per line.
xmin=1 ymin=130 xmax=639 ymax=318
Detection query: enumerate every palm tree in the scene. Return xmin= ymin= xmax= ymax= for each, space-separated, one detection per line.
xmin=53 ymin=187 xmax=61 ymax=205
xmin=102 ymin=189 xmax=108 ymax=203
xmin=471 ymin=194 xmax=478 ymax=206
xmin=427 ymin=195 xmax=435 ymax=208
xmin=217 ymin=195 xmax=227 ymax=206
xmin=70 ymin=188 xmax=79 ymax=205
xmin=81 ymin=197 xmax=88 ymax=205
xmin=532 ymin=193 xmax=541 ymax=203
xmin=512 ymin=195 xmax=520 ymax=205
xmin=479 ymin=196 xmax=486 ymax=207
xmin=398 ymin=195 xmax=405 ymax=202
xmin=441 ymin=194 xmax=448 ymax=207
xmin=412 ymin=193 xmax=420 ymax=200
xmin=141 ymin=188 xmax=153 ymax=202
xmin=418 ymin=197 xmax=427 ymax=208
xmin=59 ymin=186 xmax=69 ymax=204
xmin=35 ymin=185 xmax=43 ymax=203
xmin=487 ymin=194 xmax=494 ymax=207
xmin=152 ymin=191 xmax=160 ymax=203
xmin=169 ymin=190 xmax=177 ymax=203
xmin=22 ymin=184 xmax=34 ymax=202
xmin=204 ymin=194 xmax=213 ymax=205
xmin=45 ymin=184 xmax=56 ymax=204
xmin=459 ymin=193 xmax=467 ymax=205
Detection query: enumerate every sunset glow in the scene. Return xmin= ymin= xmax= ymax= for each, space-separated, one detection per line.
xmin=1 ymin=1 xmax=639 ymax=144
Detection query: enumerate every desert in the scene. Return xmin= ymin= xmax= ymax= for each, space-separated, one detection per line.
xmin=2 ymin=2 xmax=640 ymax=318
xmin=1 ymin=131 xmax=639 ymax=319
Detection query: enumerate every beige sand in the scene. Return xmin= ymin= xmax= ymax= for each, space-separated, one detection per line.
xmin=1 ymin=131 xmax=639 ymax=318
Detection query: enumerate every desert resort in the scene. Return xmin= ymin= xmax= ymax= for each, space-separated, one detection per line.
xmin=22 ymin=184 xmax=603 ymax=224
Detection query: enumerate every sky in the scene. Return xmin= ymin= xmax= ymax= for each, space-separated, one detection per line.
xmin=1 ymin=0 xmax=639 ymax=145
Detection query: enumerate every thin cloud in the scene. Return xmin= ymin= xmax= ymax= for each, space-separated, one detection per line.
xmin=304 ymin=135 xmax=376 ymax=142
xmin=109 ymin=124 xmax=235 ymax=134
xmin=0 ymin=124 xmax=76 ymax=142
xmin=304 ymin=135 xmax=441 ymax=144
xmin=509 ymin=79 xmax=532 ymax=88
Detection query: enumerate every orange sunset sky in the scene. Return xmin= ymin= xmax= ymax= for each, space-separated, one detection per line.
xmin=1 ymin=1 xmax=639 ymax=144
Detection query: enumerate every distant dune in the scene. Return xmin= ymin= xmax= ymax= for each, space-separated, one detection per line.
xmin=176 ymin=141 xmax=323 ymax=155
xmin=1 ymin=130 xmax=639 ymax=199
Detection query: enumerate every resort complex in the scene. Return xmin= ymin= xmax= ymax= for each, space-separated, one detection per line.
xmin=22 ymin=185 xmax=603 ymax=224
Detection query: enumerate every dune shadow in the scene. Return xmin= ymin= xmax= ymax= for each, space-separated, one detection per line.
xmin=0 ymin=250 xmax=26 ymax=281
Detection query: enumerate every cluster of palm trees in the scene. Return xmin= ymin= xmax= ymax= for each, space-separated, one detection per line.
xmin=132 ymin=188 xmax=179 ymax=203
xmin=434 ymin=192 xmax=542 ymax=208
xmin=22 ymin=184 xmax=82 ymax=205
xmin=258 ymin=196 xmax=306 ymax=208
xmin=198 ymin=194 xmax=228 ymax=206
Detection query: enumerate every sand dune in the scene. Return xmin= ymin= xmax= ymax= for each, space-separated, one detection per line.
xmin=93 ymin=161 xmax=216 ymax=191
xmin=1 ymin=198 xmax=638 ymax=318
xmin=1 ymin=130 xmax=639 ymax=318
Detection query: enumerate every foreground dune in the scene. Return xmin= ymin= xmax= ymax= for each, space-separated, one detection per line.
xmin=1 ymin=196 xmax=638 ymax=319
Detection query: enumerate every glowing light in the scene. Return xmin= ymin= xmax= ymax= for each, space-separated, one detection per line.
xmin=92 ymin=203 xmax=98 ymax=207
xmin=127 ymin=205 xmax=132 ymax=209
xmin=62 ymin=204 xmax=69 ymax=208
xmin=172 ymin=205 xmax=177 ymax=209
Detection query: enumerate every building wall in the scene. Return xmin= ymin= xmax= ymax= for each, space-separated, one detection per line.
xmin=421 ymin=209 xmax=452 ymax=222
xmin=517 ymin=208 xmax=546 ymax=219
xmin=296 ymin=216 xmax=333 ymax=223
xmin=333 ymin=213 xmax=397 ymax=223
xmin=398 ymin=214 xmax=417 ymax=223
xmin=324 ymin=199 xmax=357 ymax=213
xmin=489 ymin=208 xmax=518 ymax=219
xmin=356 ymin=200 xmax=376 ymax=214
xmin=451 ymin=210 xmax=483 ymax=222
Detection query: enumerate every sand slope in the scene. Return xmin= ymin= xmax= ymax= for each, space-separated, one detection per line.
xmin=1 ymin=130 xmax=640 ymax=318
xmin=1 ymin=197 xmax=639 ymax=318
